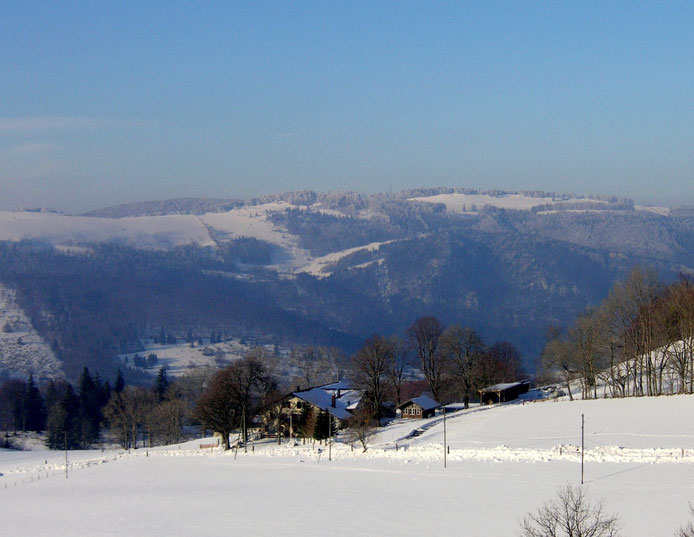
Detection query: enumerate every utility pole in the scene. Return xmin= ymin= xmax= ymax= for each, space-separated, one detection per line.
xmin=581 ymin=413 xmax=585 ymax=485
xmin=328 ymin=412 xmax=332 ymax=462
xmin=443 ymin=405 xmax=447 ymax=469
xmin=243 ymin=406 xmax=247 ymax=453
xmin=277 ymin=404 xmax=282 ymax=446
xmin=64 ymin=431 xmax=68 ymax=480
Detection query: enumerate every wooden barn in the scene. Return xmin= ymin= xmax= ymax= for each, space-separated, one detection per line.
xmin=478 ymin=380 xmax=531 ymax=404
xmin=397 ymin=395 xmax=441 ymax=419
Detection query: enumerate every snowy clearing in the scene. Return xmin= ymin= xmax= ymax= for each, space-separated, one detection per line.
xmin=2 ymin=395 xmax=693 ymax=536
xmin=0 ymin=283 xmax=63 ymax=380
xmin=408 ymin=192 xmax=608 ymax=213
xmin=299 ymin=240 xmax=396 ymax=277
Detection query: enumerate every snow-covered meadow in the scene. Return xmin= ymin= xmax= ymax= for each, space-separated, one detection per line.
xmin=2 ymin=394 xmax=694 ymax=536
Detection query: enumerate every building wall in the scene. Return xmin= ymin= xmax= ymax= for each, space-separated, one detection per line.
xmin=400 ymin=403 xmax=424 ymax=419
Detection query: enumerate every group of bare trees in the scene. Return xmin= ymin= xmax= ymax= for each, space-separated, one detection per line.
xmin=406 ymin=316 xmax=525 ymax=407
xmin=102 ymin=368 xmax=204 ymax=449
xmin=189 ymin=316 xmax=524 ymax=450
xmin=541 ymin=268 xmax=694 ymax=399
xmin=288 ymin=345 xmax=347 ymax=390
xmin=350 ymin=316 xmax=525 ymax=424
xmin=193 ymin=348 xmax=280 ymax=449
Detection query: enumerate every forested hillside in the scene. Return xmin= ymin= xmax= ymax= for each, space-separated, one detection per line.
xmin=1 ymin=188 xmax=694 ymax=382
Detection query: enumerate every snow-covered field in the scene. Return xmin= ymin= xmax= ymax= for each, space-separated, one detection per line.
xmin=2 ymin=395 xmax=693 ymax=536
xmin=118 ymin=339 xmax=253 ymax=376
xmin=117 ymin=339 xmax=290 ymax=377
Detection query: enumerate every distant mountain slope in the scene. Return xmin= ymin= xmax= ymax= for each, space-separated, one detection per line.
xmin=0 ymin=283 xmax=63 ymax=380
xmin=1 ymin=187 xmax=693 ymax=381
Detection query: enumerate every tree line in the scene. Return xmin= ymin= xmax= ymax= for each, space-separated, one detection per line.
xmin=541 ymin=267 xmax=694 ymax=399
xmin=0 ymin=366 xmax=208 ymax=450
xmin=195 ymin=316 xmax=527 ymax=451
xmin=352 ymin=316 xmax=525 ymax=422
xmin=1 ymin=314 xmax=524 ymax=450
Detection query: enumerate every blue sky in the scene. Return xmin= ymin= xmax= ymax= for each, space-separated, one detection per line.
xmin=1 ymin=2 xmax=693 ymax=212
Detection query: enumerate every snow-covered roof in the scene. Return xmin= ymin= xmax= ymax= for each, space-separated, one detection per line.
xmin=336 ymin=389 xmax=363 ymax=410
xmin=399 ymin=395 xmax=441 ymax=411
xmin=479 ymin=380 xmax=530 ymax=392
xmin=293 ymin=387 xmax=353 ymax=420
xmin=320 ymin=379 xmax=354 ymax=391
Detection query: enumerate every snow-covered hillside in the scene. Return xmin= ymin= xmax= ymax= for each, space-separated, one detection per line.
xmin=0 ymin=203 xmax=358 ymax=276
xmin=0 ymin=192 xmax=678 ymax=283
xmin=2 ymin=395 xmax=693 ymax=536
xmin=408 ymin=192 xmax=609 ymax=212
xmin=0 ymin=211 xmax=216 ymax=249
xmin=0 ymin=284 xmax=63 ymax=380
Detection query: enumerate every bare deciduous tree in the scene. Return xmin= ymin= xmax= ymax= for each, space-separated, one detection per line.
xmin=407 ymin=316 xmax=445 ymax=401
xmin=148 ymin=395 xmax=185 ymax=446
xmin=104 ymin=386 xmax=155 ymax=449
xmin=352 ymin=334 xmax=394 ymax=422
xmin=194 ymin=353 xmax=272 ymax=449
xmin=290 ymin=345 xmax=330 ymax=389
xmin=347 ymin=406 xmax=376 ymax=452
xmin=677 ymin=504 xmax=694 ymax=537
xmin=440 ymin=325 xmax=485 ymax=408
xmin=385 ymin=336 xmax=410 ymax=406
xmin=540 ymin=327 xmax=578 ymax=401
xmin=520 ymin=484 xmax=622 ymax=537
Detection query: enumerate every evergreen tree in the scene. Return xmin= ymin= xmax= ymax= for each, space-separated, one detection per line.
xmin=155 ymin=368 xmax=169 ymax=402
xmin=0 ymin=379 xmax=25 ymax=433
xmin=297 ymin=405 xmax=313 ymax=439
xmin=313 ymin=410 xmax=334 ymax=441
xmin=46 ymin=384 xmax=80 ymax=449
xmin=95 ymin=373 xmax=111 ymax=409
xmin=147 ymin=353 xmax=159 ymax=369
xmin=43 ymin=380 xmax=60 ymax=415
xmin=114 ymin=369 xmax=125 ymax=394
xmin=78 ymin=367 xmax=101 ymax=447
xmin=22 ymin=374 xmax=46 ymax=432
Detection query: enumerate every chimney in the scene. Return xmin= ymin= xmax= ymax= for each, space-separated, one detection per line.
xmin=295 ymin=385 xmax=301 ymax=392
xmin=331 ymin=394 xmax=336 ymax=408
xmin=337 ymin=389 xmax=341 ymax=399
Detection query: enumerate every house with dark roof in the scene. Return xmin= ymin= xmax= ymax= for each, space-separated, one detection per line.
xmin=264 ymin=380 xmax=364 ymax=438
xmin=397 ymin=395 xmax=441 ymax=419
xmin=478 ymin=380 xmax=530 ymax=404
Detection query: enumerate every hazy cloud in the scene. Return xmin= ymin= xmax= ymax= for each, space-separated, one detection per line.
xmin=0 ymin=116 xmax=147 ymax=135
xmin=0 ymin=141 xmax=65 ymax=182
